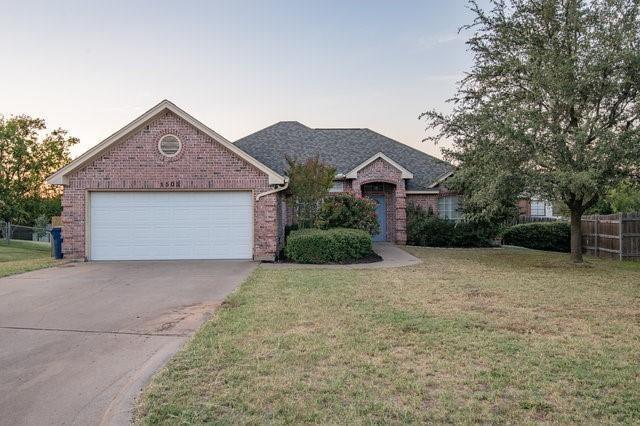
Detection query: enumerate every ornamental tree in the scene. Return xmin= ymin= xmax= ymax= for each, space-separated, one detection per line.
xmin=285 ymin=156 xmax=336 ymax=228
xmin=422 ymin=0 xmax=640 ymax=262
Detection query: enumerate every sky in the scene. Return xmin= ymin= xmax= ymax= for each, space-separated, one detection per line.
xmin=0 ymin=0 xmax=477 ymax=159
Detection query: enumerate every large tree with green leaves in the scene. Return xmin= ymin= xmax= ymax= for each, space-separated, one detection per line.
xmin=0 ymin=115 xmax=78 ymax=225
xmin=423 ymin=0 xmax=640 ymax=262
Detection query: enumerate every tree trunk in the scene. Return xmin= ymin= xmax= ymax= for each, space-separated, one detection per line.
xmin=570 ymin=209 xmax=583 ymax=263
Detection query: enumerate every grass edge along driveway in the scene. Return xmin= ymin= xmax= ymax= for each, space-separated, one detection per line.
xmin=136 ymin=247 xmax=640 ymax=424
xmin=0 ymin=240 xmax=61 ymax=278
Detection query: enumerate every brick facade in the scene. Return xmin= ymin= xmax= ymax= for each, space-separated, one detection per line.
xmin=61 ymin=111 xmax=279 ymax=261
xmin=406 ymin=194 xmax=439 ymax=215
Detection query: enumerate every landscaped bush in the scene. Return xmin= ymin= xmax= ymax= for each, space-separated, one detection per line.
xmin=406 ymin=204 xmax=494 ymax=247
xmin=502 ymin=222 xmax=571 ymax=252
xmin=316 ymin=194 xmax=380 ymax=235
xmin=285 ymin=228 xmax=373 ymax=263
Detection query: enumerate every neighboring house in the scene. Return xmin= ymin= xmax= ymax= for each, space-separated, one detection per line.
xmin=517 ymin=197 xmax=558 ymax=218
xmin=45 ymin=100 xmax=463 ymax=261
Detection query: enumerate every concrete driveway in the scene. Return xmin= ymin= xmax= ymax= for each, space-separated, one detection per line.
xmin=0 ymin=260 xmax=257 ymax=425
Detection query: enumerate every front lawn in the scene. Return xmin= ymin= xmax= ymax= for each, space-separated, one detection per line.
xmin=136 ymin=248 xmax=640 ymax=424
xmin=0 ymin=240 xmax=60 ymax=277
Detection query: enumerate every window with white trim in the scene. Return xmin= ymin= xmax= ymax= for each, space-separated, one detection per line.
xmin=329 ymin=180 xmax=344 ymax=193
xmin=530 ymin=200 xmax=546 ymax=216
xmin=438 ymin=196 xmax=462 ymax=220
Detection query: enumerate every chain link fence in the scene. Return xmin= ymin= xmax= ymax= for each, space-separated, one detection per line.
xmin=1 ymin=221 xmax=52 ymax=245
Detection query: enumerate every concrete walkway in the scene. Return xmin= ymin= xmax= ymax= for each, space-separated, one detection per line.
xmin=0 ymin=260 xmax=257 ymax=426
xmin=264 ymin=242 xmax=421 ymax=269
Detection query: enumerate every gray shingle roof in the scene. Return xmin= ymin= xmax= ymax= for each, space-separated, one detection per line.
xmin=234 ymin=121 xmax=453 ymax=191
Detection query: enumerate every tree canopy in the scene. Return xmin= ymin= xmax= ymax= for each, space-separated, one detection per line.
xmin=0 ymin=115 xmax=78 ymax=224
xmin=422 ymin=0 xmax=640 ymax=262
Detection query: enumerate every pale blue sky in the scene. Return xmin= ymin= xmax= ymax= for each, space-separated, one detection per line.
xmin=0 ymin=0 xmax=478 ymax=159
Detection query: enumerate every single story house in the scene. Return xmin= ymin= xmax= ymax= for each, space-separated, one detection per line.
xmin=47 ymin=100 xmax=537 ymax=261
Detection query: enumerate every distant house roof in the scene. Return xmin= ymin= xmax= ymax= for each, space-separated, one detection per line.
xmin=234 ymin=121 xmax=453 ymax=191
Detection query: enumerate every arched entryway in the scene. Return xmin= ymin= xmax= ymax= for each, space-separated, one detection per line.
xmin=361 ymin=182 xmax=396 ymax=242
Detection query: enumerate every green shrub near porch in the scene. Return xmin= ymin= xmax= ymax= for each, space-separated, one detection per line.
xmin=406 ymin=205 xmax=494 ymax=248
xmin=502 ymin=222 xmax=571 ymax=252
xmin=285 ymin=228 xmax=373 ymax=264
xmin=316 ymin=194 xmax=380 ymax=235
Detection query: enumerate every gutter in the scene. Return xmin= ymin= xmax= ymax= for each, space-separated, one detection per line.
xmin=255 ymin=179 xmax=289 ymax=201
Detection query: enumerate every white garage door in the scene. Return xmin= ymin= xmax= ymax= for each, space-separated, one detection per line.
xmin=90 ymin=192 xmax=253 ymax=260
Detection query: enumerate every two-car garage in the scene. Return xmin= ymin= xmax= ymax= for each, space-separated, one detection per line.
xmin=89 ymin=192 xmax=253 ymax=260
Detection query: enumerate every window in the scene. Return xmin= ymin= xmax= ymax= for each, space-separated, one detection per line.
xmin=531 ymin=200 xmax=546 ymax=216
xmin=158 ymin=134 xmax=182 ymax=157
xmin=438 ymin=196 xmax=462 ymax=220
xmin=329 ymin=180 xmax=344 ymax=193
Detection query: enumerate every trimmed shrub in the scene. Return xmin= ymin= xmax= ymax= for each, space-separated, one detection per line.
xmin=406 ymin=204 xmax=494 ymax=247
xmin=502 ymin=222 xmax=570 ymax=252
xmin=316 ymin=194 xmax=380 ymax=235
xmin=285 ymin=228 xmax=373 ymax=264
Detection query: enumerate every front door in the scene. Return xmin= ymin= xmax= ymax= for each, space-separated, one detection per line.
xmin=370 ymin=195 xmax=387 ymax=242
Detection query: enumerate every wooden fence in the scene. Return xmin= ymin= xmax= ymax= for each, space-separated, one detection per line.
xmin=582 ymin=213 xmax=640 ymax=261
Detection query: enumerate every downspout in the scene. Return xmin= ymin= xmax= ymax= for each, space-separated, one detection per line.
xmin=255 ymin=179 xmax=289 ymax=201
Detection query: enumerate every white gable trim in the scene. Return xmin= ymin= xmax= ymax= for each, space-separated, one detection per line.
xmin=428 ymin=171 xmax=454 ymax=188
xmin=345 ymin=152 xmax=413 ymax=179
xmin=47 ymin=100 xmax=286 ymax=185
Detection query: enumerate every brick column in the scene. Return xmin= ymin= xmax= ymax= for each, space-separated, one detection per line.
xmin=395 ymin=184 xmax=407 ymax=244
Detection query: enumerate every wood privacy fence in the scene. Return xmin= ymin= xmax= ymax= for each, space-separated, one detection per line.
xmin=582 ymin=213 xmax=640 ymax=261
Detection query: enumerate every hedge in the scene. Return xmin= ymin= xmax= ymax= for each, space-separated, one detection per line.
xmin=284 ymin=228 xmax=373 ymax=264
xmin=502 ymin=222 xmax=571 ymax=252
xmin=406 ymin=205 xmax=495 ymax=247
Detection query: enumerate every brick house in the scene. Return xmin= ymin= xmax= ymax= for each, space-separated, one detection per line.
xmin=48 ymin=100 xmax=538 ymax=261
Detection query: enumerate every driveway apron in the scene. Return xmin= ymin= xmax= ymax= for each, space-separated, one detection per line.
xmin=0 ymin=260 xmax=256 ymax=425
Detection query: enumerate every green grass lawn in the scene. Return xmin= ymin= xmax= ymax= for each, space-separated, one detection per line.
xmin=0 ymin=240 xmax=60 ymax=277
xmin=136 ymin=248 xmax=640 ymax=424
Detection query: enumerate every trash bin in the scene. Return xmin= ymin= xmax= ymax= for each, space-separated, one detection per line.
xmin=51 ymin=227 xmax=63 ymax=259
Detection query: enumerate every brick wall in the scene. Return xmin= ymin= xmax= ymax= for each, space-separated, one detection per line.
xmin=61 ymin=110 xmax=279 ymax=260
xmin=407 ymin=194 xmax=439 ymax=215
xmin=517 ymin=198 xmax=531 ymax=216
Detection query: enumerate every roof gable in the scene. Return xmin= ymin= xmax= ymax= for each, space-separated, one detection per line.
xmin=234 ymin=122 xmax=452 ymax=190
xmin=345 ymin=152 xmax=414 ymax=179
xmin=47 ymin=100 xmax=286 ymax=185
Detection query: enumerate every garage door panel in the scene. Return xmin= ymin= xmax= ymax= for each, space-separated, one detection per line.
xmin=90 ymin=192 xmax=253 ymax=260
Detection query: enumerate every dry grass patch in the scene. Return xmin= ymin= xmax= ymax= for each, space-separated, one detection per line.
xmin=136 ymin=248 xmax=640 ymax=424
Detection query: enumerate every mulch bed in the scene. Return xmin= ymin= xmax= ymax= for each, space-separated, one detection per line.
xmin=276 ymin=251 xmax=383 ymax=265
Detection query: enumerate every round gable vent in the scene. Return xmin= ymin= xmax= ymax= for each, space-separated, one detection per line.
xmin=158 ymin=134 xmax=182 ymax=157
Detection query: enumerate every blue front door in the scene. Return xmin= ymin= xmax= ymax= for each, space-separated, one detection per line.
xmin=370 ymin=195 xmax=386 ymax=242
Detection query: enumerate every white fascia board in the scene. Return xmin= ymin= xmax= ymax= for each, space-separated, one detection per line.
xmin=427 ymin=171 xmax=454 ymax=188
